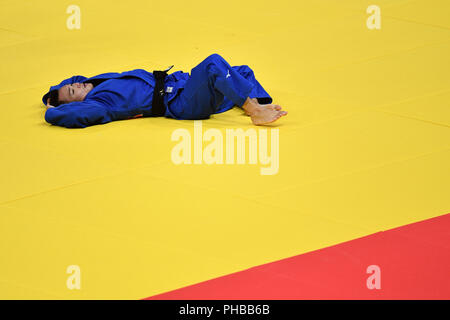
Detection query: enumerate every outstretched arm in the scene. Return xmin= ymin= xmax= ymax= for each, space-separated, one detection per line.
xmin=44 ymin=99 xmax=113 ymax=128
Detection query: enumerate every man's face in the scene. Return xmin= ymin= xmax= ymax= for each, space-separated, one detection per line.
xmin=58 ymin=82 xmax=94 ymax=104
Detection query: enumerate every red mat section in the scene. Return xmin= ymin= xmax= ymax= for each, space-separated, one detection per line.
xmin=145 ymin=214 xmax=450 ymax=300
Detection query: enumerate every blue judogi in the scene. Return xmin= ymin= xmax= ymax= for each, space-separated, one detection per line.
xmin=42 ymin=54 xmax=273 ymax=128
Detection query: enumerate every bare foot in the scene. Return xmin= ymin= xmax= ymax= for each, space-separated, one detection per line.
xmin=242 ymin=97 xmax=287 ymax=125
xmin=244 ymin=98 xmax=282 ymax=116
xmin=250 ymin=105 xmax=288 ymax=125
xmin=243 ymin=99 xmax=259 ymax=116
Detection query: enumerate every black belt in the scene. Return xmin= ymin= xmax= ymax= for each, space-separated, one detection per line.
xmin=151 ymin=65 xmax=174 ymax=117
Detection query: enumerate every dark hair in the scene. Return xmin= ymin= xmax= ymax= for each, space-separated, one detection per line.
xmin=48 ymin=90 xmax=62 ymax=107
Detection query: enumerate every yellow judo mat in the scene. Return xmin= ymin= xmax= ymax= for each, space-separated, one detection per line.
xmin=1 ymin=0 xmax=449 ymax=299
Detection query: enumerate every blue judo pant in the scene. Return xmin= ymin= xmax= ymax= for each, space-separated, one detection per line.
xmin=168 ymin=54 xmax=273 ymax=120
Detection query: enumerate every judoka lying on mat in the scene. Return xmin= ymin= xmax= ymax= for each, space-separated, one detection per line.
xmin=42 ymin=54 xmax=288 ymax=128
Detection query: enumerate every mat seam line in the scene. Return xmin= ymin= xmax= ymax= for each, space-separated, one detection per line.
xmin=248 ymin=146 xmax=450 ymax=196
xmin=0 ymin=159 xmax=172 ymax=206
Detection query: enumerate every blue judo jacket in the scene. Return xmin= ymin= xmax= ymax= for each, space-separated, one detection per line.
xmin=42 ymin=69 xmax=189 ymax=128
